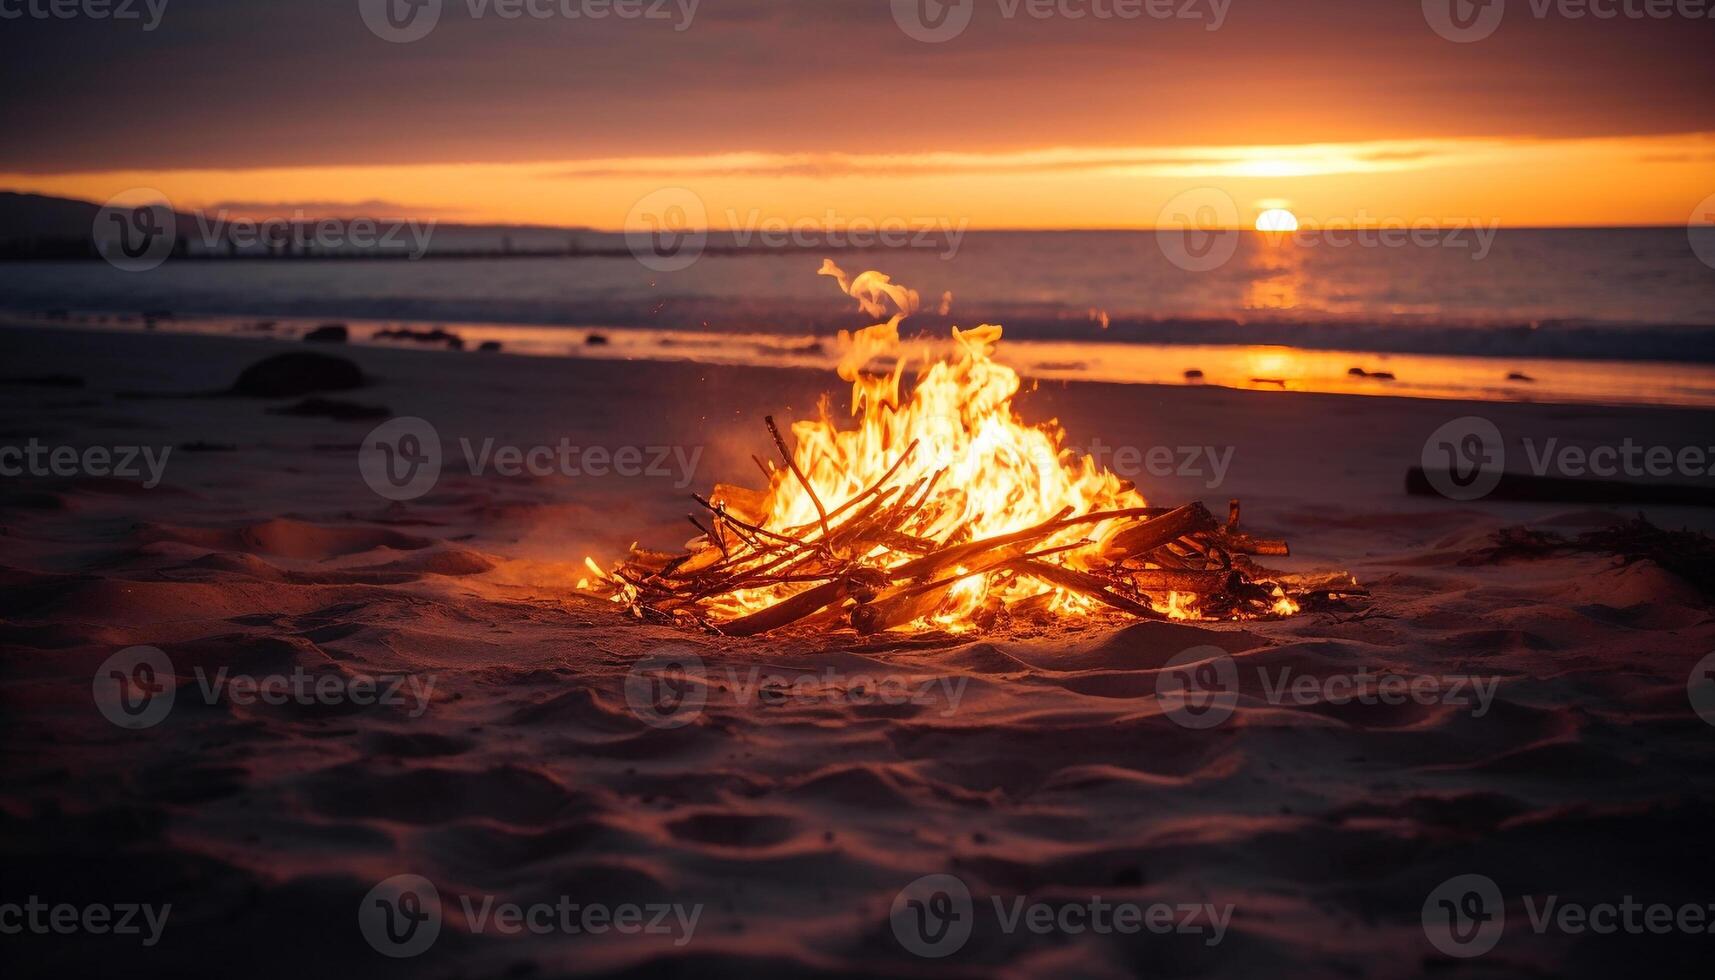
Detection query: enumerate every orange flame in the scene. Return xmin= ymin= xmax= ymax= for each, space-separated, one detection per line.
xmin=696 ymin=262 xmax=1152 ymax=628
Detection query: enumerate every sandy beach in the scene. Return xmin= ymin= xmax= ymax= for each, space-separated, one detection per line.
xmin=3 ymin=322 xmax=1714 ymax=977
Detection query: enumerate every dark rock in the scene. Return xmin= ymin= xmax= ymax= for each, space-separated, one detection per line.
xmin=1507 ymin=371 xmax=1535 ymax=382
xmin=375 ymin=327 xmax=465 ymax=349
xmin=477 ymin=340 xmax=503 ymax=352
xmin=1347 ymin=367 xmax=1368 ymax=376
xmin=585 ymin=333 xmax=610 ymax=346
xmin=304 ymin=324 xmax=349 ymax=343
xmin=267 ymin=397 xmax=391 ymax=421
xmin=1368 ymin=371 xmax=1395 ymax=381
xmin=230 ymin=352 xmax=366 ymax=398
xmin=1183 ymin=369 xmax=1204 ymax=380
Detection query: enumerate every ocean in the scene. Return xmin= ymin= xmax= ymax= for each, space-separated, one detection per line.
xmin=4 ymin=228 xmax=1715 ymax=406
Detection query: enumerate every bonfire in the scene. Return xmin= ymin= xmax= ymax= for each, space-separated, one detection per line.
xmin=583 ymin=262 xmax=1350 ymax=636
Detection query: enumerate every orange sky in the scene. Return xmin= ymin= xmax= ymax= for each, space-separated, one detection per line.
xmin=8 ymin=132 xmax=1712 ymax=229
xmin=2 ymin=1 xmax=1712 ymax=228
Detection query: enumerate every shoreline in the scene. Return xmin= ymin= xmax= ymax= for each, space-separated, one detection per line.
xmin=9 ymin=309 xmax=1715 ymax=410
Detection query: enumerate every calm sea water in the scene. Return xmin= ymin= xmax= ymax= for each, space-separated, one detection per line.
xmin=3 ymin=228 xmax=1713 ymax=363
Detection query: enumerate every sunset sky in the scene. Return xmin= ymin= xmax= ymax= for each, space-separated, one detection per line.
xmin=2 ymin=0 xmax=1712 ymax=228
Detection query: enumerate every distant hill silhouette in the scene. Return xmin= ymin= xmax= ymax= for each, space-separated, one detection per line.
xmin=0 ymin=191 xmax=108 ymax=240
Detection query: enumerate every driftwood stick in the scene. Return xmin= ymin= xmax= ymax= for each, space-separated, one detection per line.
xmin=1128 ymin=568 xmax=1240 ymax=593
xmin=1013 ymin=560 xmax=1165 ymax=620
xmin=765 ymin=415 xmax=832 ymax=540
xmin=719 ymin=568 xmax=890 ymax=637
xmin=851 ymin=580 xmax=954 ymax=634
xmin=1220 ymin=533 xmax=1291 ymax=556
xmin=1100 ymin=502 xmax=1218 ymax=559
xmin=889 ymin=505 xmax=1074 ymax=582
xmin=720 ymin=577 xmax=853 ymax=637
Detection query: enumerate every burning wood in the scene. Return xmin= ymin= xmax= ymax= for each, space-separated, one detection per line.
xmin=582 ymin=263 xmax=1347 ymax=635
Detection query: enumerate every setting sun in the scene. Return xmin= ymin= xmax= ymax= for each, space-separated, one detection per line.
xmin=1255 ymin=208 xmax=1300 ymax=232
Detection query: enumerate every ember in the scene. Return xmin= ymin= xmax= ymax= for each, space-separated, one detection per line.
xmin=583 ymin=263 xmax=1339 ymax=635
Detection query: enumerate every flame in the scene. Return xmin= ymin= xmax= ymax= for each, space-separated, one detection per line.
xmin=693 ymin=261 xmax=1157 ymax=628
xmin=578 ymin=263 xmax=1319 ymax=632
